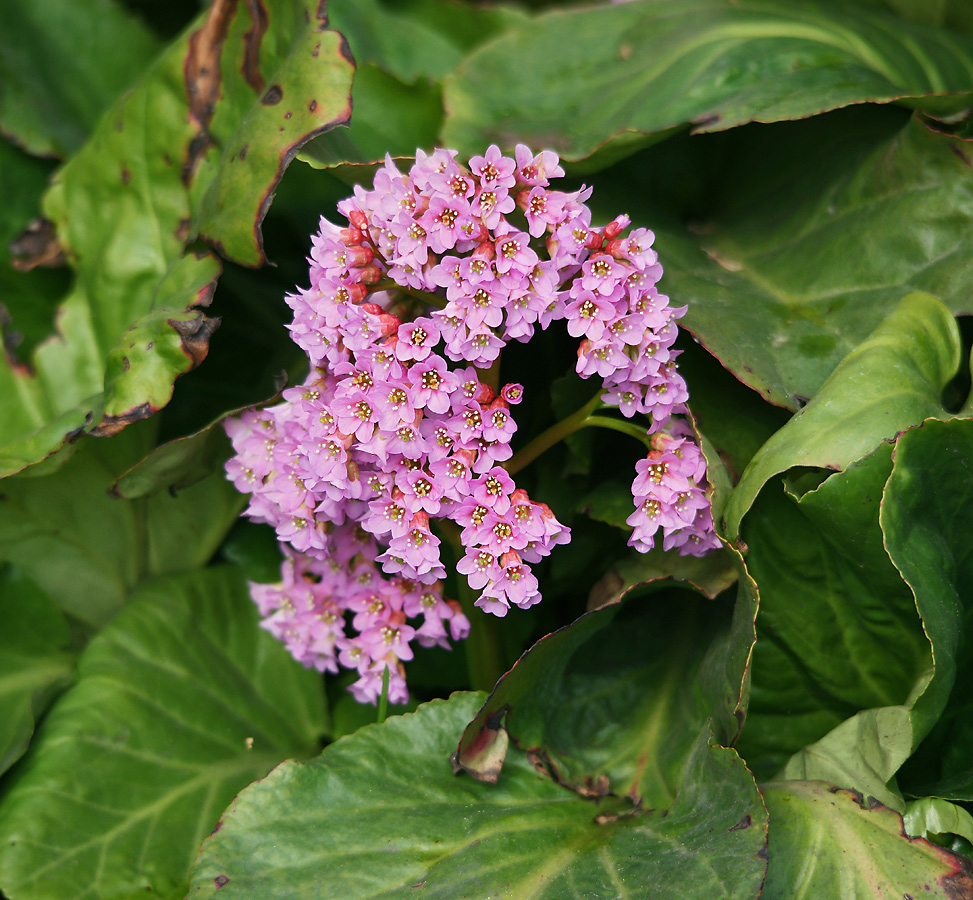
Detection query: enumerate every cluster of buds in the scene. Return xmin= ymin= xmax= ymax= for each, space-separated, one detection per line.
xmin=226 ymin=144 xmax=719 ymax=703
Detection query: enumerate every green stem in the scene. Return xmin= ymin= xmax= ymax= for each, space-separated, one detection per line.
xmin=478 ymin=356 xmax=502 ymax=394
xmin=584 ymin=415 xmax=653 ymax=448
xmin=504 ymin=390 xmax=604 ymax=476
xmin=377 ymin=666 xmax=390 ymax=724
xmin=456 ymin=580 xmax=507 ymax=693
xmin=439 ymin=519 xmax=506 ymax=692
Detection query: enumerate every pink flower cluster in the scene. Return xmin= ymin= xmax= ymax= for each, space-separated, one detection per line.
xmin=226 ymin=144 xmax=719 ymax=702
xmin=628 ymin=422 xmax=722 ymax=556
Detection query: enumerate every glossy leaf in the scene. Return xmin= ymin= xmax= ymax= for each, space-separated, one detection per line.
xmin=455 ymin=577 xmax=755 ymax=808
xmin=188 ymin=693 xmax=767 ymax=900
xmin=0 ymin=430 xmax=242 ymax=629
xmin=735 ymin=446 xmax=930 ymax=778
xmin=723 ymin=292 xmax=960 ymax=538
xmin=0 ymin=566 xmax=326 ymax=900
xmin=188 ymin=4 xmax=355 ymax=265
xmin=442 ymin=0 xmax=973 ymax=160
xmin=299 ymin=65 xmax=442 ymax=169
xmin=592 ymin=545 xmax=739 ymax=609
xmin=0 ymin=0 xmax=355 ymax=475
xmin=761 ymin=781 xmax=973 ymax=899
xmin=0 ymin=567 xmax=74 ymax=778
xmin=657 ymin=111 xmax=973 ymax=412
xmin=904 ymin=798 xmax=973 ymax=848
xmin=882 ymin=417 xmax=973 ymax=799
xmin=0 ymin=0 xmax=160 ymax=157
xmin=328 ymin=0 xmax=526 ymax=84
xmin=777 ymin=706 xmax=913 ymax=811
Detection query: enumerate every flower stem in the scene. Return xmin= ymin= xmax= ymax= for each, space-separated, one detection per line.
xmin=584 ymin=415 xmax=652 ymax=448
xmin=457 ymin=579 xmax=507 ymax=693
xmin=438 ymin=518 xmax=506 ymax=692
xmin=377 ymin=666 xmax=390 ymax=724
xmin=478 ymin=356 xmax=502 ymax=394
xmin=504 ymin=389 xmax=604 ymax=476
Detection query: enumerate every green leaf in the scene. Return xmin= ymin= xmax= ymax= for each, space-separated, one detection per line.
xmin=0 ymin=567 xmax=74 ymax=777
xmin=188 ymin=693 xmax=767 ymax=900
xmin=328 ymin=0 xmax=527 ymax=84
xmin=0 ymin=0 xmax=354 ymax=475
xmin=299 ymin=65 xmax=442 ymax=169
xmin=110 ymin=410 xmax=245 ymax=499
xmin=593 ymin=545 xmax=739 ymax=608
xmin=0 ymin=429 xmax=243 ymax=629
xmin=299 ymin=0 xmax=526 ymax=170
xmin=455 ymin=579 xmax=755 ymax=808
xmin=723 ymin=292 xmax=960 ymax=538
xmin=0 ymin=566 xmax=326 ymax=900
xmin=188 ymin=5 xmax=355 ymax=265
xmin=735 ymin=445 xmax=931 ymax=778
xmin=777 ymin=706 xmax=913 ymax=811
xmin=441 ymin=0 xmax=973 ymax=161
xmin=882 ymin=417 xmax=973 ymax=799
xmin=0 ymin=0 xmax=160 ymax=157
xmin=761 ymin=781 xmax=973 ymax=899
xmin=656 ymin=111 xmax=973 ymax=412
xmin=904 ymin=798 xmax=973 ymax=849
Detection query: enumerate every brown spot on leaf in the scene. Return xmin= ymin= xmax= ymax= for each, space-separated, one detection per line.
xmin=262 ymin=84 xmax=283 ymax=105
xmin=241 ymin=0 xmax=268 ymax=93
xmin=238 ymin=143 xmax=248 ymax=160
xmin=757 ymin=843 xmax=769 ymax=860
xmin=309 ymin=99 xmax=317 ymax=112
xmin=92 ymin=403 xmax=155 ymax=437
xmin=122 ymin=357 xmax=131 ymax=372
xmin=214 ymin=874 xmax=230 ymax=888
xmin=175 ymin=218 xmax=193 ymax=243
xmin=10 ymin=218 xmax=65 ymax=271
xmin=169 ymin=314 xmax=220 ymax=368
xmin=121 ymin=166 xmax=131 ymax=185
xmin=940 ymin=852 xmax=973 ymax=899
xmin=184 ymin=0 xmax=239 ymax=185
xmin=576 ymin=774 xmax=611 ymax=798
xmin=728 ymin=814 xmax=751 ymax=831
xmin=284 ymin=111 xmax=292 ymax=119
xmin=618 ymin=44 xmax=631 ymax=60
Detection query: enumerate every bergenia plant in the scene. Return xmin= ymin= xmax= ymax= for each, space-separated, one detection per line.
xmin=4 ymin=2 xmax=973 ymax=899
xmin=224 ymin=145 xmax=719 ymax=703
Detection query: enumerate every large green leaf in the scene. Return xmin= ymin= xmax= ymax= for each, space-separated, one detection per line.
xmin=761 ymin=781 xmax=973 ymax=899
xmin=188 ymin=693 xmax=767 ymax=900
xmin=0 ymin=429 xmax=242 ymax=629
xmin=455 ymin=576 xmax=756 ymax=809
xmin=328 ymin=0 xmax=526 ymax=84
xmin=723 ymin=292 xmax=960 ymax=538
xmin=0 ymin=0 xmax=160 ymax=157
xmin=882 ymin=417 xmax=973 ymax=800
xmin=0 ymin=0 xmax=354 ymax=476
xmin=441 ymin=0 xmax=973 ymax=160
xmin=0 ymin=566 xmax=74 ymax=778
xmin=734 ymin=445 xmax=931 ymax=778
xmin=657 ymin=111 xmax=973 ymax=413
xmin=188 ymin=4 xmax=355 ymax=265
xmin=0 ymin=566 xmax=326 ymax=900
xmin=776 ymin=706 xmax=914 ymax=811
xmin=301 ymin=0 xmax=526 ymax=169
